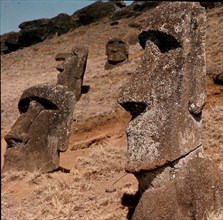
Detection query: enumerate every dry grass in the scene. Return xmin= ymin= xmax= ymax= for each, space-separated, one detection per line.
xmin=1 ymin=143 xmax=137 ymax=220
xmin=205 ymin=209 xmax=223 ymax=220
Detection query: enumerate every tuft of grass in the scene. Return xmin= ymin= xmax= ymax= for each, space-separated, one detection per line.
xmin=1 ymin=144 xmax=133 ymax=220
xmin=205 ymin=209 xmax=223 ymax=220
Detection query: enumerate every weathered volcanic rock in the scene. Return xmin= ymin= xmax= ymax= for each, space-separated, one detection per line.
xmin=132 ymin=149 xmax=223 ymax=220
xmin=111 ymin=1 xmax=161 ymax=21
xmin=56 ymin=46 xmax=88 ymax=101
xmin=71 ymin=1 xmax=116 ymax=27
xmin=118 ymin=2 xmax=223 ymax=219
xmin=0 ymin=32 xmax=21 ymax=53
xmin=118 ymin=2 xmax=207 ymax=173
xmin=3 ymin=84 xmax=76 ymax=173
xmin=1 ymin=13 xmax=73 ymax=54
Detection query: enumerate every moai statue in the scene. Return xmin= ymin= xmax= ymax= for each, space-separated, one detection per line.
xmin=56 ymin=46 xmax=88 ymax=101
xmin=118 ymin=2 xmax=223 ymax=219
xmin=3 ymin=85 xmax=76 ymax=173
xmin=118 ymin=1 xmax=207 ymax=174
xmin=105 ymin=37 xmax=129 ymax=70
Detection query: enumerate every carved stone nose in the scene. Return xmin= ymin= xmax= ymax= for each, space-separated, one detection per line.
xmin=5 ymin=132 xmax=29 ymax=148
xmin=119 ymin=101 xmax=147 ymax=120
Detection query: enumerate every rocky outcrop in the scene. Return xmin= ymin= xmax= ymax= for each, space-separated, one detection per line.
xmin=1 ymin=1 xmax=222 ymax=55
xmin=111 ymin=1 xmax=161 ymax=21
xmin=0 ymin=2 xmax=120 ymax=54
xmin=71 ymin=1 xmax=117 ymax=27
xmin=1 ymin=13 xmax=73 ymax=54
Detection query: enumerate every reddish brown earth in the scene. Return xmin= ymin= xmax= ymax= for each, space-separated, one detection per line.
xmin=1 ymin=5 xmax=223 ymax=220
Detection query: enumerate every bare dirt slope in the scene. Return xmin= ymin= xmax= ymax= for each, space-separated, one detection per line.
xmin=1 ymin=5 xmax=223 ymax=220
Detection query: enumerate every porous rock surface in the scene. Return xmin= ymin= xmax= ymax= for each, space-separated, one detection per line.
xmin=132 ymin=149 xmax=223 ymax=220
xmin=118 ymin=2 xmax=223 ymax=219
xmin=3 ymin=84 xmax=76 ymax=173
xmin=118 ymin=2 xmax=207 ymax=172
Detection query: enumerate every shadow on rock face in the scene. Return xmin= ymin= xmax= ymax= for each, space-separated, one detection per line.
xmin=121 ymin=189 xmax=141 ymax=220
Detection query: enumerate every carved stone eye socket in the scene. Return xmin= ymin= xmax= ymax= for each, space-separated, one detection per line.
xmin=18 ymin=97 xmax=59 ymax=113
xmin=138 ymin=30 xmax=182 ymax=53
xmin=120 ymin=101 xmax=147 ymax=120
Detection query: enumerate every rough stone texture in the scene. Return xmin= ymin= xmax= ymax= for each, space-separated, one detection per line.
xmin=118 ymin=2 xmax=207 ymax=173
xmin=132 ymin=150 xmax=223 ymax=220
xmin=105 ymin=38 xmax=129 ymax=70
xmin=111 ymin=1 xmax=161 ymax=21
xmin=71 ymin=1 xmax=116 ymax=27
xmin=56 ymin=47 xmax=88 ymax=101
xmin=0 ymin=32 xmax=20 ymax=54
xmin=118 ymin=2 xmax=223 ymax=219
xmin=3 ymin=84 xmax=76 ymax=173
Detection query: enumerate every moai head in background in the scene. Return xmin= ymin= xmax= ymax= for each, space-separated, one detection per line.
xmin=3 ymin=84 xmax=76 ymax=173
xmin=118 ymin=2 xmax=207 ymax=173
xmin=56 ymin=46 xmax=88 ymax=101
xmin=105 ymin=37 xmax=129 ymax=70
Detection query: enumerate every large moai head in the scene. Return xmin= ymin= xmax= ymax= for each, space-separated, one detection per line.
xmin=3 ymin=85 xmax=76 ymax=173
xmin=118 ymin=2 xmax=207 ymax=173
xmin=56 ymin=46 xmax=88 ymax=101
xmin=105 ymin=37 xmax=129 ymax=70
